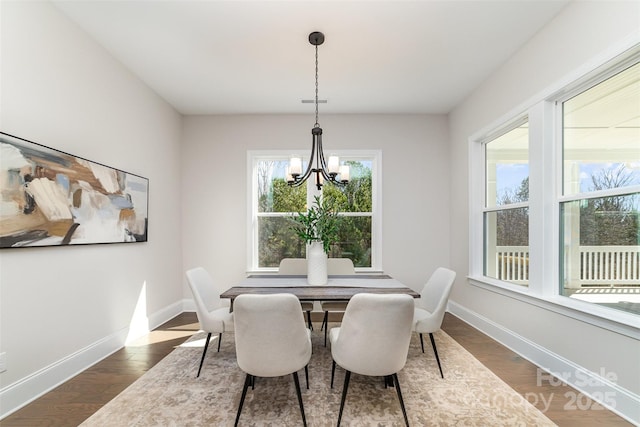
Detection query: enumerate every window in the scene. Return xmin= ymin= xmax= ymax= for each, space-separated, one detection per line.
xmin=483 ymin=120 xmax=530 ymax=286
xmin=559 ymin=61 xmax=640 ymax=311
xmin=470 ymin=45 xmax=639 ymax=327
xmin=248 ymin=150 xmax=381 ymax=272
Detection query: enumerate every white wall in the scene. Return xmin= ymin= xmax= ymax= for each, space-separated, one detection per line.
xmin=181 ymin=114 xmax=450 ymax=295
xmin=0 ymin=1 xmax=183 ymax=416
xmin=449 ymin=1 xmax=639 ymax=422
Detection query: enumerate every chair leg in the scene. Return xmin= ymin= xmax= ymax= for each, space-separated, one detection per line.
xmin=337 ymin=370 xmax=351 ymax=427
xmin=384 ymin=375 xmax=394 ymax=388
xmin=234 ymin=373 xmax=251 ymax=427
xmin=321 ymin=310 xmax=328 ymax=331
xmin=305 ymin=365 xmax=309 ymax=389
xmin=292 ymin=372 xmax=307 ymax=427
xmin=197 ymin=332 xmax=212 ymax=378
xmin=324 ymin=314 xmax=329 ymax=347
xmin=331 ymin=360 xmax=336 ymax=388
xmin=419 ymin=333 xmax=425 ymax=353
xmin=393 ymin=373 xmax=410 ymax=427
xmin=217 ymin=332 xmax=222 ymax=352
xmin=430 ymin=332 xmax=444 ymax=379
xmin=306 ymin=310 xmax=313 ymax=330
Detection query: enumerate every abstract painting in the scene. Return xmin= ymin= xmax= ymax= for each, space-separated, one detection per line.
xmin=0 ymin=132 xmax=148 ymax=248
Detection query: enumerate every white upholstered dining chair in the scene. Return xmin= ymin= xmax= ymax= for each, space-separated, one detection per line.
xmin=278 ymin=257 xmax=356 ymax=334
xmin=278 ymin=258 xmax=314 ymax=329
xmin=185 ymin=267 xmax=234 ymax=378
xmin=413 ymin=267 xmax=456 ymax=378
xmin=233 ymin=293 xmax=312 ymax=427
xmin=319 ymin=258 xmax=355 ymax=346
xmin=329 ymin=293 xmax=414 ymax=427
xmin=278 ymin=258 xmax=307 ymax=274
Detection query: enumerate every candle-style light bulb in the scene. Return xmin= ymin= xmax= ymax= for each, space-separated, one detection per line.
xmin=328 ymin=156 xmax=339 ymax=175
xmin=285 ymin=166 xmax=294 ymax=183
xmin=290 ymin=157 xmax=302 ymax=176
xmin=339 ymin=165 xmax=350 ymax=182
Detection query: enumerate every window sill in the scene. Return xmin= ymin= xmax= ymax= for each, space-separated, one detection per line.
xmin=246 ymin=269 xmax=385 ymax=275
xmin=468 ymin=275 xmax=640 ymax=339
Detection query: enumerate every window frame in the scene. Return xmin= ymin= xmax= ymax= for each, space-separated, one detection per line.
xmin=481 ymin=116 xmax=530 ymax=287
xmin=469 ymin=42 xmax=640 ymax=339
xmin=247 ymin=149 xmax=383 ymax=273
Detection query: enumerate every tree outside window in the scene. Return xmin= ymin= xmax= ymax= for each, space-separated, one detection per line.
xmin=251 ymin=153 xmax=377 ymax=270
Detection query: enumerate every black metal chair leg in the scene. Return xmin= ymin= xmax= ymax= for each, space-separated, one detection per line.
xmin=384 ymin=375 xmax=394 ymax=388
xmin=293 ymin=372 xmax=307 ymax=427
xmin=430 ymin=333 xmax=444 ymax=378
xmin=419 ymin=333 xmax=424 ymax=353
xmin=217 ymin=332 xmax=222 ymax=352
xmin=337 ymin=370 xmax=351 ymax=427
xmin=197 ymin=332 xmax=212 ymax=378
xmin=393 ymin=373 xmax=410 ymax=427
xmin=234 ymin=374 xmax=251 ymax=427
xmin=306 ymin=310 xmax=313 ymax=330
xmin=323 ymin=311 xmax=329 ymax=347
xmin=321 ymin=310 xmax=328 ymax=330
xmin=305 ymin=365 xmax=309 ymax=389
xmin=331 ymin=360 xmax=336 ymax=388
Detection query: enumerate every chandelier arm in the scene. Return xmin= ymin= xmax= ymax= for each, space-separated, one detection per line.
xmin=288 ymin=177 xmax=306 ymax=188
xmin=317 ymin=133 xmax=348 ymax=186
xmin=289 ymin=130 xmax=318 ymax=187
xmin=316 ymin=135 xmax=335 ymax=182
xmin=314 ymin=132 xmax=325 ymax=190
xmin=317 ymin=133 xmax=328 ymax=171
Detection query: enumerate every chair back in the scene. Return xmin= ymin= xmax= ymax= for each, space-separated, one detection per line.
xmin=331 ymin=293 xmax=414 ymax=377
xmin=234 ymin=293 xmax=312 ymax=377
xmin=279 ymin=257 xmax=355 ymax=275
xmin=278 ymin=258 xmax=307 ymax=274
xmin=186 ymin=267 xmax=223 ymax=319
xmin=328 ymin=258 xmax=355 ymax=275
xmin=419 ymin=267 xmax=456 ymax=321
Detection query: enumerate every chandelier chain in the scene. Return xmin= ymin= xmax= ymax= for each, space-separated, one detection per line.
xmin=314 ymin=43 xmax=319 ymax=128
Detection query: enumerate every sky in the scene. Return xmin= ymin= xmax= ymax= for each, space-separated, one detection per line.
xmin=496 ymin=162 xmax=640 ymax=198
xmin=496 ymin=163 xmax=528 ymax=197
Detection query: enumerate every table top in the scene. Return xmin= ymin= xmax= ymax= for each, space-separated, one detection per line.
xmin=220 ymin=275 xmax=420 ymax=301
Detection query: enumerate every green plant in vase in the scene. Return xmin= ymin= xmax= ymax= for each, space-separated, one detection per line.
xmin=290 ymin=195 xmax=339 ymax=254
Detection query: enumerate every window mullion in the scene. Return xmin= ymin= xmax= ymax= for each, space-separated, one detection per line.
xmin=529 ymin=101 xmax=558 ymax=296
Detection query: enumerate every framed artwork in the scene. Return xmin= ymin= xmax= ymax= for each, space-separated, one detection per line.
xmin=0 ymin=132 xmax=148 ymax=248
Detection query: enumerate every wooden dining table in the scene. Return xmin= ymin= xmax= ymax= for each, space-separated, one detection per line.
xmin=220 ymin=274 xmax=420 ymax=307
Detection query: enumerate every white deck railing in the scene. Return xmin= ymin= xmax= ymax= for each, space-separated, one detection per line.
xmin=495 ymin=245 xmax=640 ymax=285
xmin=579 ymin=246 xmax=640 ymax=285
xmin=495 ymin=246 xmax=530 ymax=283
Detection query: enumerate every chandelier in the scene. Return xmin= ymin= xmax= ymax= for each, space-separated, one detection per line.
xmin=286 ymin=32 xmax=349 ymax=190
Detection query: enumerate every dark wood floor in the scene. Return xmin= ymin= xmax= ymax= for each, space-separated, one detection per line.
xmin=1 ymin=312 xmax=631 ymax=426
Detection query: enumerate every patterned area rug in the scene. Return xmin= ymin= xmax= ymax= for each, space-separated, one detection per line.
xmin=81 ymin=326 xmax=555 ymax=426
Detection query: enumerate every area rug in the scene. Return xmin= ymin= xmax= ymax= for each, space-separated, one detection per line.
xmin=81 ymin=326 xmax=556 ymax=426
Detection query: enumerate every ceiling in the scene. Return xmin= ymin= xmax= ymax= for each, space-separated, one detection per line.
xmin=51 ymin=0 xmax=570 ymax=115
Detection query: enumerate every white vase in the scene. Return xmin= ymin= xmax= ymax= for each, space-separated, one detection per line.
xmin=307 ymin=241 xmax=328 ymax=285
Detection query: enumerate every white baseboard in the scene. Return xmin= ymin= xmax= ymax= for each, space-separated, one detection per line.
xmin=0 ymin=300 xmax=184 ymax=420
xmin=148 ymin=300 xmax=184 ymax=334
xmin=447 ymin=300 xmax=640 ymax=426
xmin=182 ymin=298 xmax=195 ymax=312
